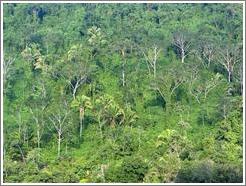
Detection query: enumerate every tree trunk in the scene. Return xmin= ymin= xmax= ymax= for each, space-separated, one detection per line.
xmin=153 ymin=61 xmax=156 ymax=79
xmin=79 ymin=117 xmax=83 ymax=139
xmin=228 ymin=70 xmax=232 ymax=82
xmin=122 ymin=65 xmax=125 ymax=87
xmin=23 ymin=130 xmax=27 ymax=146
xmin=97 ymin=115 xmax=103 ymax=139
xmin=207 ymin=57 xmax=211 ymax=68
xmin=138 ymin=128 xmax=141 ymax=151
xmin=90 ymin=83 xmax=94 ymax=100
xmin=72 ymin=89 xmax=76 ymax=100
xmin=181 ymin=49 xmax=185 ymax=63
xmin=165 ymin=94 xmax=172 ymax=112
xmin=37 ymin=127 xmax=40 ymax=162
xmin=65 ymin=142 xmax=68 ymax=154
xmin=58 ymin=133 xmax=61 ymax=158
xmin=79 ymin=107 xmax=84 ymax=139
xmin=121 ymin=49 xmax=126 ymax=87
xmin=101 ymin=165 xmax=106 ymax=182
xmin=240 ymin=81 xmax=243 ymax=95
xmin=37 ymin=126 xmax=40 ymax=149
xmin=17 ymin=144 xmax=25 ymax=163
xmin=202 ymin=114 xmax=205 ymax=126
xmin=153 ymin=46 xmax=157 ymax=78
xmin=165 ymin=102 xmax=171 ymax=112
xmin=24 ymin=127 xmax=29 ymax=148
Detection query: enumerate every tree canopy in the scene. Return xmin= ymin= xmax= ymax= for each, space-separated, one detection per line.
xmin=2 ymin=3 xmax=243 ymax=183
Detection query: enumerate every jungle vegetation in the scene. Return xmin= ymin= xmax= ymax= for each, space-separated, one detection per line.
xmin=2 ymin=3 xmax=244 ymax=183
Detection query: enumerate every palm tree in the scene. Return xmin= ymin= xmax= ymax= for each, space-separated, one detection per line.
xmin=71 ymin=95 xmax=92 ymax=139
xmin=124 ymin=104 xmax=138 ymax=128
xmin=94 ymin=95 xmax=124 ymax=138
xmin=102 ymin=95 xmax=124 ymax=128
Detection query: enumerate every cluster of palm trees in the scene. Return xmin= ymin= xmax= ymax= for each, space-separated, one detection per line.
xmin=71 ymin=94 xmax=138 ymax=139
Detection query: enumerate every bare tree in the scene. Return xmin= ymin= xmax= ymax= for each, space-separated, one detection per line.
xmin=217 ymin=45 xmax=242 ymax=82
xmin=152 ymin=67 xmax=186 ymax=111
xmin=235 ymin=62 xmax=243 ymax=95
xmin=142 ymin=44 xmax=161 ymax=78
xmin=199 ymin=43 xmax=215 ymax=68
xmin=186 ymin=65 xmax=201 ymax=103
xmin=49 ymin=102 xmax=70 ymax=158
xmin=117 ymin=42 xmax=134 ymax=87
xmin=188 ymin=72 xmax=222 ymax=125
xmin=64 ymin=45 xmax=90 ymax=99
xmin=13 ymin=106 xmax=29 ymax=148
xmin=30 ymin=108 xmax=43 ymax=150
xmin=239 ymin=62 xmax=243 ymax=95
xmin=120 ymin=48 xmax=126 ymax=87
xmin=3 ymin=56 xmax=15 ymax=90
xmin=30 ymin=80 xmax=49 ymax=147
xmin=188 ymin=73 xmax=222 ymax=104
xmin=173 ymin=32 xmax=192 ymax=63
xmin=230 ymin=60 xmax=243 ymax=95
xmin=69 ymin=75 xmax=88 ymax=100
xmin=53 ymin=62 xmax=87 ymax=100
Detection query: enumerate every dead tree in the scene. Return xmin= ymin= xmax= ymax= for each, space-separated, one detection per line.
xmin=201 ymin=44 xmax=215 ymax=68
xmin=142 ymin=44 xmax=161 ymax=78
xmin=49 ymin=101 xmax=70 ymax=158
xmin=173 ymin=32 xmax=192 ymax=63
xmin=218 ymin=46 xmax=241 ymax=83
xmin=3 ymin=56 xmax=15 ymax=90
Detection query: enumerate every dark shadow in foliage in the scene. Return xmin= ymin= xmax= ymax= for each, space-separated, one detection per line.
xmin=175 ymin=160 xmax=243 ymax=183
xmin=175 ymin=160 xmax=214 ymax=183
xmin=27 ymin=6 xmax=46 ymax=23
xmin=143 ymin=94 xmax=165 ymax=110
xmin=83 ymin=115 xmax=95 ymax=132
xmin=83 ymin=9 xmax=101 ymax=28
xmin=213 ymin=164 xmax=243 ymax=183
xmin=9 ymin=140 xmax=27 ymax=162
xmin=197 ymin=109 xmax=214 ymax=126
xmin=27 ymin=34 xmax=43 ymax=46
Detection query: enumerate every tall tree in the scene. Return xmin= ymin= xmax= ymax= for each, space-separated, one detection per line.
xmin=142 ymin=44 xmax=161 ymax=78
xmin=62 ymin=44 xmax=90 ymax=100
xmin=71 ymin=95 xmax=92 ymax=139
xmin=3 ymin=56 xmax=15 ymax=92
xmin=217 ymin=44 xmax=242 ymax=83
xmin=172 ymin=31 xmax=192 ymax=63
xmin=49 ymin=99 xmax=70 ymax=158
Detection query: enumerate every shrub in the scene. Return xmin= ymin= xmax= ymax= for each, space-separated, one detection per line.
xmin=105 ymin=156 xmax=148 ymax=183
xmin=175 ymin=160 xmax=243 ymax=183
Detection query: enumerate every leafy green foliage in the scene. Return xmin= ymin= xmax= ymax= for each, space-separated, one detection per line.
xmin=3 ymin=3 xmax=243 ymax=183
xmin=175 ymin=160 xmax=243 ymax=183
xmin=105 ymin=156 xmax=148 ymax=183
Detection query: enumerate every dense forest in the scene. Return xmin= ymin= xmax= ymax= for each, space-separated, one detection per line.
xmin=2 ymin=3 xmax=244 ymax=183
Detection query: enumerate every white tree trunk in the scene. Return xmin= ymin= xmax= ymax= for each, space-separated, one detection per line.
xmin=37 ymin=127 xmax=40 ymax=149
xmin=228 ymin=70 xmax=231 ymax=83
xmin=122 ymin=63 xmax=125 ymax=87
xmin=98 ymin=115 xmax=103 ymax=139
xmin=79 ymin=118 xmax=83 ymax=139
xmin=121 ymin=49 xmax=126 ymax=87
xmin=181 ymin=48 xmax=185 ymax=63
xmin=58 ymin=133 xmax=61 ymax=158
xmin=153 ymin=47 xmax=157 ymax=78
